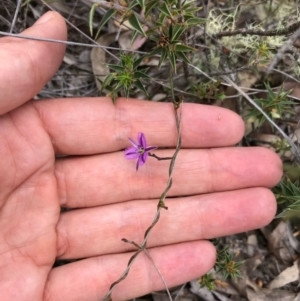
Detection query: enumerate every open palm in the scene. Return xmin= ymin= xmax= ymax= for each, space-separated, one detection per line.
xmin=0 ymin=12 xmax=282 ymax=301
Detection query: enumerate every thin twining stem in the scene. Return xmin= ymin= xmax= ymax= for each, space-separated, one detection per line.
xmin=149 ymin=153 xmax=173 ymax=161
xmin=102 ymin=102 xmax=182 ymax=301
xmin=143 ymin=248 xmax=173 ymax=301
xmin=122 ymin=239 xmax=173 ymax=301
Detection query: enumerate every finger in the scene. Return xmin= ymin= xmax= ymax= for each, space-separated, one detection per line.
xmin=0 ymin=12 xmax=67 ymax=114
xmin=56 ymin=187 xmax=276 ymax=259
xmin=45 ymin=241 xmax=215 ymax=301
xmin=55 ymin=147 xmax=282 ymax=207
xmin=33 ymin=97 xmax=244 ymax=154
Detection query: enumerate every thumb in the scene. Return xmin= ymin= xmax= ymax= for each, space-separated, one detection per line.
xmin=0 ymin=11 xmax=67 ymax=115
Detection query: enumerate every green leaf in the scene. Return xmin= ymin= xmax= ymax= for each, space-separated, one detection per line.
xmin=134 ymin=71 xmax=150 ymax=79
xmin=181 ymin=0 xmax=194 ymax=7
xmin=101 ymin=73 xmax=116 ymax=91
xmin=186 ymin=17 xmax=206 ymax=26
xmin=130 ymin=29 xmax=140 ymax=46
xmin=158 ymin=13 xmax=167 ymax=26
xmin=133 ymin=55 xmax=147 ymax=69
xmin=94 ymin=8 xmax=116 ymax=40
xmin=291 ymin=181 xmax=300 ymax=195
xmin=134 ymin=79 xmax=149 ymax=97
xmin=158 ymin=2 xmax=173 ymax=18
xmin=276 ymin=205 xmax=300 ymax=219
xmin=265 ymin=82 xmax=275 ymax=97
xmin=114 ymin=81 xmax=126 ymax=93
xmin=174 ymin=44 xmax=195 ymax=52
xmin=89 ymin=4 xmax=98 ymax=36
xmin=148 ymin=47 xmax=164 ymax=57
xmin=124 ymin=87 xmax=130 ymax=98
xmin=127 ymin=0 xmax=140 ymax=11
xmin=145 ymin=0 xmax=158 ymax=16
xmin=182 ymin=0 xmax=201 ymax=10
xmin=109 ymin=90 xmax=119 ymax=104
xmin=176 ymin=51 xmax=190 ymax=63
xmin=168 ymin=51 xmax=177 ymax=72
xmin=274 ymin=178 xmax=300 ymax=219
xmin=128 ymin=13 xmax=147 ymax=37
xmin=96 ymin=77 xmax=104 ymax=85
xmin=170 ymin=24 xmax=186 ymax=42
xmin=22 ymin=0 xmax=34 ymax=6
xmin=166 ymin=0 xmax=176 ymax=5
xmin=137 ymin=0 xmax=145 ymax=10
xmin=158 ymin=48 xmax=168 ymax=68
xmin=108 ymin=64 xmax=126 ymax=72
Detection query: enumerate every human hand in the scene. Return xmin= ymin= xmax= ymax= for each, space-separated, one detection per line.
xmin=0 ymin=12 xmax=282 ymax=301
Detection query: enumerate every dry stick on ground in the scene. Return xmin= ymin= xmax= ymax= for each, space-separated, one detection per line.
xmin=266 ymin=26 xmax=300 ymax=74
xmin=209 ymin=57 xmax=260 ymax=76
xmin=213 ymin=20 xmax=300 ymax=38
xmin=102 ymin=103 xmax=182 ymax=301
xmin=9 ymin=0 xmax=22 ymax=33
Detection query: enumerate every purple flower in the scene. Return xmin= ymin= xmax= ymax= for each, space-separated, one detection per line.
xmin=125 ymin=132 xmax=157 ymax=170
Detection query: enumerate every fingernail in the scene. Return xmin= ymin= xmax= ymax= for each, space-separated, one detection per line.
xmin=34 ymin=11 xmax=54 ymax=26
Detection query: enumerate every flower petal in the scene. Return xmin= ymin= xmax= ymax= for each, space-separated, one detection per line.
xmin=128 ymin=137 xmax=139 ymax=147
xmin=137 ymin=132 xmax=147 ymax=148
xmin=136 ymin=155 xmax=144 ymax=170
xmin=125 ymin=147 xmax=140 ymax=159
xmin=125 ymin=133 xmax=158 ymax=170
xmin=145 ymin=146 xmax=157 ymax=152
xmin=140 ymin=152 xmax=148 ymax=165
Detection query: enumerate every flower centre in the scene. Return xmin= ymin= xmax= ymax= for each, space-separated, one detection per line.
xmin=138 ymin=147 xmax=145 ymax=154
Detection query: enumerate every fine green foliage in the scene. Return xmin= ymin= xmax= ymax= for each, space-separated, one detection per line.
xmin=191 ymin=80 xmax=226 ymax=102
xmin=247 ymin=83 xmax=295 ymax=128
xmin=198 ymin=273 xmax=216 ymax=291
xmin=273 ymin=178 xmax=300 ymax=219
xmin=273 ymin=138 xmax=291 ymax=155
xmin=99 ymin=53 xmax=149 ymax=103
xmin=215 ymin=245 xmax=243 ymax=281
xmin=144 ymin=0 xmax=205 ymax=71
xmin=198 ymin=241 xmax=243 ymax=291
xmin=89 ymin=0 xmax=205 ymax=95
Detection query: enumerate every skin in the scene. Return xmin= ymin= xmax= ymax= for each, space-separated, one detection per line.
xmin=0 ymin=12 xmax=282 ymax=301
